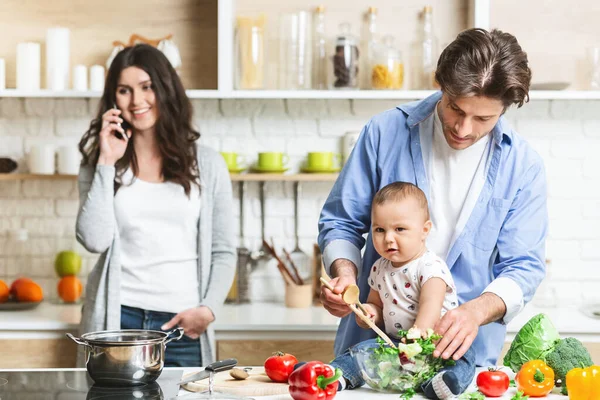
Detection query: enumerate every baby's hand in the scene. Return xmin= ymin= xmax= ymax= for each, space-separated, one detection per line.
xmin=355 ymin=303 xmax=380 ymax=329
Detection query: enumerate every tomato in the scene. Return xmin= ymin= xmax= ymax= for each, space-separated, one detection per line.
xmin=264 ymin=351 xmax=298 ymax=383
xmin=476 ymin=368 xmax=510 ymax=397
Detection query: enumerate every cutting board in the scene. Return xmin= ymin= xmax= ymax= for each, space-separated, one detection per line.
xmin=182 ymin=367 xmax=289 ymax=396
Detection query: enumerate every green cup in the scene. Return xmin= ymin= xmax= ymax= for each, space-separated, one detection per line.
xmin=220 ymin=152 xmax=245 ymax=171
xmin=306 ymin=152 xmax=341 ymax=170
xmin=257 ymin=152 xmax=288 ymax=169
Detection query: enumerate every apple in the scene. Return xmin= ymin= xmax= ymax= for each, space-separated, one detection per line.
xmin=54 ymin=251 xmax=82 ymax=277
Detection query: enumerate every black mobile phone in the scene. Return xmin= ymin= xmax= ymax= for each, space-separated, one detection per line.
xmin=113 ymin=104 xmax=131 ymax=140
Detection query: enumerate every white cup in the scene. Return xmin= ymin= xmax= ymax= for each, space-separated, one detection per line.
xmin=72 ymin=65 xmax=88 ymax=91
xmin=90 ymin=65 xmax=105 ymax=91
xmin=27 ymin=144 xmax=55 ymax=174
xmin=57 ymin=146 xmax=81 ymax=175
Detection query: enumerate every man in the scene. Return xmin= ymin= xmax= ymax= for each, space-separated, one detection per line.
xmin=318 ymin=28 xmax=548 ymax=367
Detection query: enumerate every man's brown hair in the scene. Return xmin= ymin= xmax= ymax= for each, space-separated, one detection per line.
xmin=372 ymin=182 xmax=430 ymax=220
xmin=435 ymin=28 xmax=531 ymax=108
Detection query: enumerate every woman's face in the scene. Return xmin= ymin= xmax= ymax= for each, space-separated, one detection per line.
xmin=115 ymin=66 xmax=158 ymax=135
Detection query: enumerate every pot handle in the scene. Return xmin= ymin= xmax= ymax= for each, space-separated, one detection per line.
xmin=164 ymin=327 xmax=185 ymax=344
xmin=66 ymin=333 xmax=92 ymax=349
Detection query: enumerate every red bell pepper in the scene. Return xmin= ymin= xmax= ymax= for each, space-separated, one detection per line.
xmin=288 ymin=361 xmax=343 ymax=400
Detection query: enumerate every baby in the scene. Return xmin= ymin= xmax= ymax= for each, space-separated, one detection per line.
xmin=329 ymin=181 xmax=476 ymax=399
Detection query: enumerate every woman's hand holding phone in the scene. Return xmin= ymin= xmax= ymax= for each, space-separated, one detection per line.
xmin=98 ymin=108 xmax=131 ymax=166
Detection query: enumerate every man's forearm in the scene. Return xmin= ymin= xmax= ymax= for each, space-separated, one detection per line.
xmin=331 ymin=258 xmax=358 ymax=279
xmin=464 ymin=292 xmax=507 ymax=326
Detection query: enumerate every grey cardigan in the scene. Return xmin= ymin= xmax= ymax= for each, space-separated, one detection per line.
xmin=75 ymin=145 xmax=236 ymax=366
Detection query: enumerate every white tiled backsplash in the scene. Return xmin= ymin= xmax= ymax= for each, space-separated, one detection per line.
xmin=0 ymin=97 xmax=599 ymax=306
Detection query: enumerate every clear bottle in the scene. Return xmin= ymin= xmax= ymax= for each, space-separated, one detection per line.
xmin=360 ymin=7 xmax=378 ymax=89
xmin=419 ymin=6 xmax=438 ymax=90
xmin=331 ymin=23 xmax=359 ymax=89
xmin=371 ymin=35 xmax=404 ymax=90
xmin=312 ymin=6 xmax=328 ymax=89
xmin=235 ymin=15 xmax=266 ymax=90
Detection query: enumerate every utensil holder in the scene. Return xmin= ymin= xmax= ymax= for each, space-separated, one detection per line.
xmin=284 ymin=283 xmax=313 ymax=308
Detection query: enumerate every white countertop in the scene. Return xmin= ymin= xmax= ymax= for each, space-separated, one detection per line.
xmin=1 ymin=301 xmax=600 ymax=341
xmin=173 ymin=367 xmax=563 ymax=399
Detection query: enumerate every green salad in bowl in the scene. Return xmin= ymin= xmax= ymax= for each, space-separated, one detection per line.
xmin=349 ymin=328 xmax=455 ymax=398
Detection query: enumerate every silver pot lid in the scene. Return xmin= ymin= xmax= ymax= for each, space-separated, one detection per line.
xmin=81 ymin=329 xmax=168 ymax=346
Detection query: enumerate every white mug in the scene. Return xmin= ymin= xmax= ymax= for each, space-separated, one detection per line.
xmin=27 ymin=144 xmax=55 ymax=174
xmin=57 ymin=146 xmax=80 ymax=175
xmin=72 ymin=65 xmax=88 ymax=91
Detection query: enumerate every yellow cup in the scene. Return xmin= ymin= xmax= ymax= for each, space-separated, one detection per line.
xmin=306 ymin=152 xmax=341 ymax=170
xmin=257 ymin=152 xmax=288 ymax=169
xmin=220 ymin=152 xmax=245 ymax=171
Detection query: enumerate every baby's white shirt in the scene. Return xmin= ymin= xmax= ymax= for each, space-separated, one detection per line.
xmin=367 ymin=250 xmax=458 ymax=338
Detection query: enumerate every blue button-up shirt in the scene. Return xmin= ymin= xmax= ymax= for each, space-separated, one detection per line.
xmin=318 ymin=92 xmax=548 ymax=366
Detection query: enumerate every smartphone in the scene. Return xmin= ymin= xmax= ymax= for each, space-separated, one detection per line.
xmin=113 ymin=104 xmax=131 ymax=140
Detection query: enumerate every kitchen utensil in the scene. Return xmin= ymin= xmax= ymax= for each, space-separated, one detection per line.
xmin=177 ymin=358 xmax=238 ymax=385
xmin=261 ymin=239 xmax=298 ymax=285
xmin=289 ymin=182 xmax=310 ymax=281
xmin=320 ymin=277 xmax=397 ymax=349
xmin=181 ymin=366 xmax=289 ymax=396
xmin=229 ymin=181 xmax=253 ymax=304
xmin=66 ymin=327 xmax=184 ymax=385
xmin=284 ymin=282 xmax=313 ymax=308
xmin=283 ymin=248 xmax=304 ymax=285
xmin=251 ymin=182 xmax=271 ymax=262
xmin=0 ymin=299 xmax=42 ymax=311
xmin=339 ymin=283 xmax=370 ymax=316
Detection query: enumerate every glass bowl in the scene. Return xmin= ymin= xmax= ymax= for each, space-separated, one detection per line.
xmin=349 ymin=339 xmax=441 ymax=393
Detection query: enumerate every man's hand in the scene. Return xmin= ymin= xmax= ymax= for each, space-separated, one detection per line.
xmin=320 ymin=259 xmax=357 ymax=318
xmin=433 ymin=293 xmax=506 ymax=360
xmin=161 ymin=306 xmax=215 ymax=339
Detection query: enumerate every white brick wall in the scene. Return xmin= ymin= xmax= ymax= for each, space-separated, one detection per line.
xmin=0 ymin=98 xmax=599 ymax=306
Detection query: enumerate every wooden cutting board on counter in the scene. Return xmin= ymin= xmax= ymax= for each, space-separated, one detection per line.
xmin=182 ymin=367 xmax=289 ymax=396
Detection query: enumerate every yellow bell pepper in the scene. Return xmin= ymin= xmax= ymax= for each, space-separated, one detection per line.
xmin=566 ymin=365 xmax=600 ymax=399
xmin=515 ymin=360 xmax=555 ymax=397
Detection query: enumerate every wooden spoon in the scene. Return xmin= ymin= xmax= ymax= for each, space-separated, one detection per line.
xmin=320 ymin=277 xmax=397 ymax=349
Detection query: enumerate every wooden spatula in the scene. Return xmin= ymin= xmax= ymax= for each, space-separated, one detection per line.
xmin=320 ymin=277 xmax=397 ymax=349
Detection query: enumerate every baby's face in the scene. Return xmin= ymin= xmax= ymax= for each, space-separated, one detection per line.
xmin=371 ymin=197 xmax=430 ymax=267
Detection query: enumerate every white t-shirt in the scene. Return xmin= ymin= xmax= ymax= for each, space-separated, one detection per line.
xmin=115 ymin=170 xmax=201 ymax=313
xmin=426 ymin=103 xmax=492 ymax=259
xmin=368 ymin=250 xmax=458 ymax=339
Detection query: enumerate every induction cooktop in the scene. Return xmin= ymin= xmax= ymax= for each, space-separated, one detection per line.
xmin=0 ymin=368 xmax=183 ymax=399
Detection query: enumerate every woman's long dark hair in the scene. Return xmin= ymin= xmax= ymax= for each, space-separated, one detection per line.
xmin=79 ymin=44 xmax=200 ymax=195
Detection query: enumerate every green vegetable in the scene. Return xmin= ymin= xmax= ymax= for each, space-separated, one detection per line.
xmin=543 ymin=337 xmax=594 ymax=389
xmin=503 ymin=313 xmax=560 ymax=373
xmin=511 ymin=390 xmax=529 ymax=400
xmin=457 ymin=391 xmax=485 ymax=399
xmin=509 ymin=379 xmax=516 ymax=387
xmin=400 ymin=388 xmax=416 ymax=399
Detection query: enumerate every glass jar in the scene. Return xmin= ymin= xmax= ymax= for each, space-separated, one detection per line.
xmin=235 ymin=15 xmax=266 ymax=90
xmin=331 ymin=23 xmax=359 ymax=89
xmin=371 ymin=35 xmax=404 ymax=90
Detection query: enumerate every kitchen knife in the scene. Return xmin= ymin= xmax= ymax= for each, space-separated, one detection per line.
xmin=178 ymin=358 xmax=238 ymax=385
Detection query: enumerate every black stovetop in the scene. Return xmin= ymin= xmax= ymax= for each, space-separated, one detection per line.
xmin=0 ymin=368 xmax=183 ymax=399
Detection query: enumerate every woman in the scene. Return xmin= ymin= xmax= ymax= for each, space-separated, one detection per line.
xmin=76 ymin=44 xmax=235 ymax=367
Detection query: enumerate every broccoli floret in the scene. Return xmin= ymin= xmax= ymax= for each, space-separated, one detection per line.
xmin=543 ymin=337 xmax=593 ymax=387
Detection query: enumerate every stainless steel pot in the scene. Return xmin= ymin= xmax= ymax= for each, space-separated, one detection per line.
xmin=67 ymin=328 xmax=184 ymax=386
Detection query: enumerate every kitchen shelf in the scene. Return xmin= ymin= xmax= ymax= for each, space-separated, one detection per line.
xmin=0 ymin=173 xmax=338 ymax=182
xmin=2 ymin=89 xmax=600 ymax=100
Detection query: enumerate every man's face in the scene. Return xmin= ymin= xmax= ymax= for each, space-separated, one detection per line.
xmin=437 ymin=94 xmax=505 ymax=150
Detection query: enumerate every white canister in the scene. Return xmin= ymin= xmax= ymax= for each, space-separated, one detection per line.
xmin=27 ymin=144 xmax=55 ymax=174
xmin=89 ymin=65 xmax=105 ymax=91
xmin=46 ymin=27 xmax=70 ymax=91
xmin=342 ymin=131 xmax=361 ymax=164
xmin=72 ymin=65 xmax=88 ymax=91
xmin=16 ymin=42 xmax=41 ymax=91
xmin=0 ymin=58 xmax=5 ymax=90
xmin=57 ymin=146 xmax=81 ymax=175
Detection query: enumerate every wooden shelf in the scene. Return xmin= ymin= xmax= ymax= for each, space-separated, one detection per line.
xmin=0 ymin=173 xmax=338 ymax=182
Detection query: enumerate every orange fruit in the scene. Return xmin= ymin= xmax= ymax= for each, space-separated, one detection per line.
xmin=0 ymin=280 xmax=9 ymax=303
xmin=13 ymin=279 xmax=43 ymax=302
xmin=57 ymin=276 xmax=83 ymax=303
xmin=10 ymin=277 xmax=33 ymax=298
